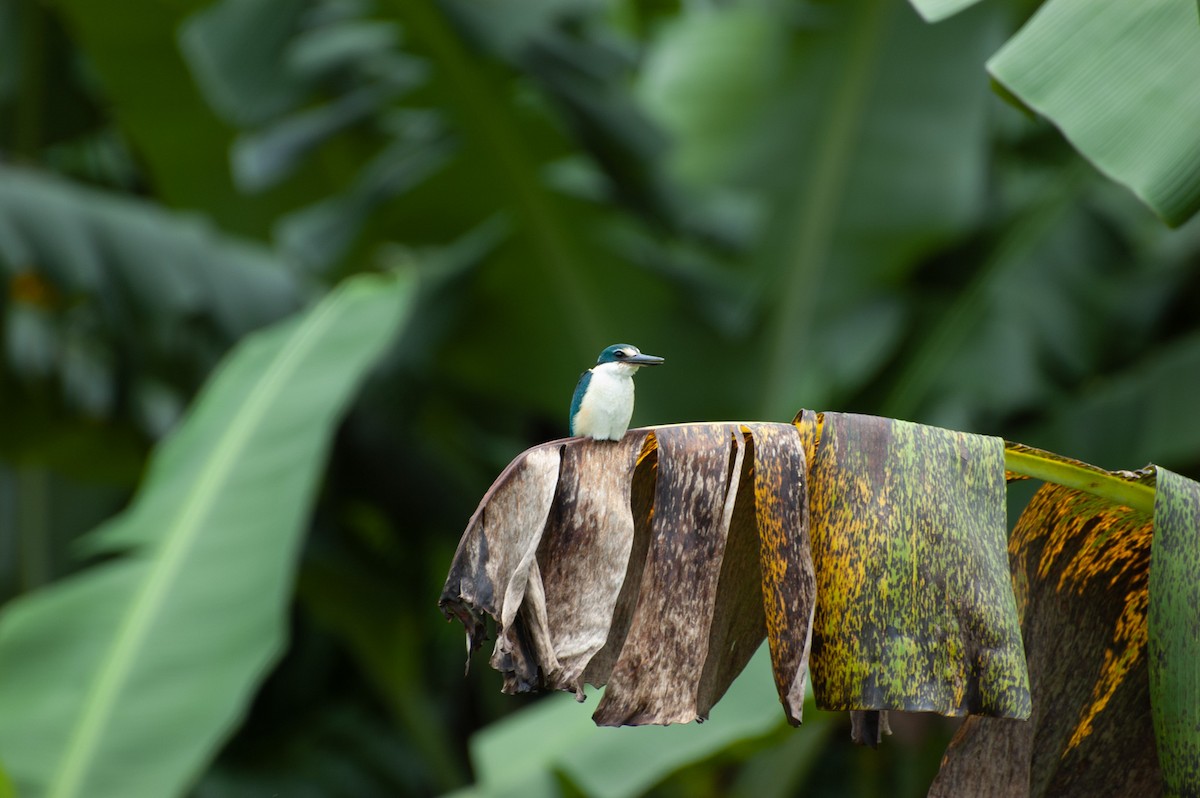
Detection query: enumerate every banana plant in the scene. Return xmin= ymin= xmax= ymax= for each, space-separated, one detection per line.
xmin=441 ymin=412 xmax=1199 ymax=797
xmin=906 ymin=0 xmax=1200 ymax=228
xmin=0 ymin=272 xmax=415 ymax=798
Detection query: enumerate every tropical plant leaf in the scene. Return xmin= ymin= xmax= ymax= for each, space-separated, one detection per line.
xmin=441 ymin=413 xmax=1030 ymax=737
xmin=800 ymin=411 xmax=1030 ymax=722
xmin=0 ymin=271 xmax=414 ymax=798
xmin=751 ymin=423 xmax=816 ymax=727
xmin=931 ymin=475 xmax=1160 ymax=797
xmin=988 ymin=0 xmax=1200 ymax=227
xmin=0 ymin=165 xmax=304 ymax=446
xmin=1149 ymin=467 xmax=1200 ymax=797
xmin=440 ymin=423 xmax=816 ymax=726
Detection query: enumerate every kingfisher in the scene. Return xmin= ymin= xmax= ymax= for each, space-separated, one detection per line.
xmin=569 ymin=344 xmax=664 ymax=441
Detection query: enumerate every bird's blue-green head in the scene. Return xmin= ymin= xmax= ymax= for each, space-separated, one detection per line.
xmin=595 ymin=343 xmax=664 ymax=368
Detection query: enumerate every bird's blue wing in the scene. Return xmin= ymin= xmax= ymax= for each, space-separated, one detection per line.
xmin=569 ymin=370 xmax=591 ymax=435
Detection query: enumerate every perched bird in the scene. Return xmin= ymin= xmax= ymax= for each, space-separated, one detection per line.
xmin=569 ymin=344 xmax=664 ymax=441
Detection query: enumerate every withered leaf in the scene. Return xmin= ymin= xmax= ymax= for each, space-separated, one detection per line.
xmin=440 ymin=423 xmax=816 ymax=727
xmin=750 ymin=422 xmax=815 ymax=726
xmin=931 ymin=480 xmax=1159 ymax=797
xmin=800 ymin=412 xmax=1030 ymax=720
xmin=440 ymin=442 xmax=562 ymax=690
xmin=594 ymin=425 xmax=748 ymax=725
xmin=530 ymin=431 xmax=651 ymax=695
xmin=439 ymin=432 xmax=649 ymax=694
xmin=443 ymin=413 xmax=1033 ymax=735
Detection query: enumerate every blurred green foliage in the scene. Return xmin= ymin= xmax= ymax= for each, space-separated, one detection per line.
xmin=2 ymin=0 xmax=1200 ymax=795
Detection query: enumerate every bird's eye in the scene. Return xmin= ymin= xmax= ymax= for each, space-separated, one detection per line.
xmin=614 ymin=350 xmax=628 ymax=359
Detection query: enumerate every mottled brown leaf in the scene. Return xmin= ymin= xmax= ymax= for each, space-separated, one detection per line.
xmin=441 ymin=422 xmax=816 ymax=728
xmin=530 ymin=431 xmax=650 ymax=695
xmin=750 ymin=423 xmax=815 ymax=726
xmin=595 ymin=425 xmax=748 ymax=725
xmin=443 ymin=414 xmax=1034 ymax=736
xmin=439 ymin=442 xmax=562 ymax=689
xmin=930 ymin=481 xmax=1160 ymax=797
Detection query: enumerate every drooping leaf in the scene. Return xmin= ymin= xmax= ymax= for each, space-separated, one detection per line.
xmin=751 ymin=422 xmax=815 ymax=726
xmin=443 ymin=414 xmax=1032 ymax=737
xmin=988 ymin=0 xmax=1200 ymax=227
xmin=439 ymin=436 xmax=609 ymax=694
xmin=931 ymin=478 xmax=1160 ymax=796
xmin=1149 ymin=467 xmax=1200 ymax=797
xmin=440 ymin=423 xmax=816 ymax=727
xmin=0 ymin=272 xmax=414 ymax=798
xmin=595 ymin=425 xmax=768 ymax=726
xmin=800 ymin=411 xmax=1030 ymax=722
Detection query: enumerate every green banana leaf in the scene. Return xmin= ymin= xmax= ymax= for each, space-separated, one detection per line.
xmin=0 ymin=272 xmax=414 ymax=798
xmin=906 ymin=0 xmax=1200 ymax=227
xmin=1150 ymin=468 xmax=1200 ymax=797
xmin=988 ymin=0 xmax=1200 ymax=228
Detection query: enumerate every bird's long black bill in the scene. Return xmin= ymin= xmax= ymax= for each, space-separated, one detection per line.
xmin=629 ymin=354 xmax=664 ymax=365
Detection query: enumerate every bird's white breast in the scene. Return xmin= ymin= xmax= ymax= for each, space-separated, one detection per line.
xmin=574 ymin=363 xmax=636 ymax=441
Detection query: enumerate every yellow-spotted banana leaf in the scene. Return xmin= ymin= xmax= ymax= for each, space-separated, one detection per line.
xmin=932 ymin=455 xmax=1199 ymax=797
